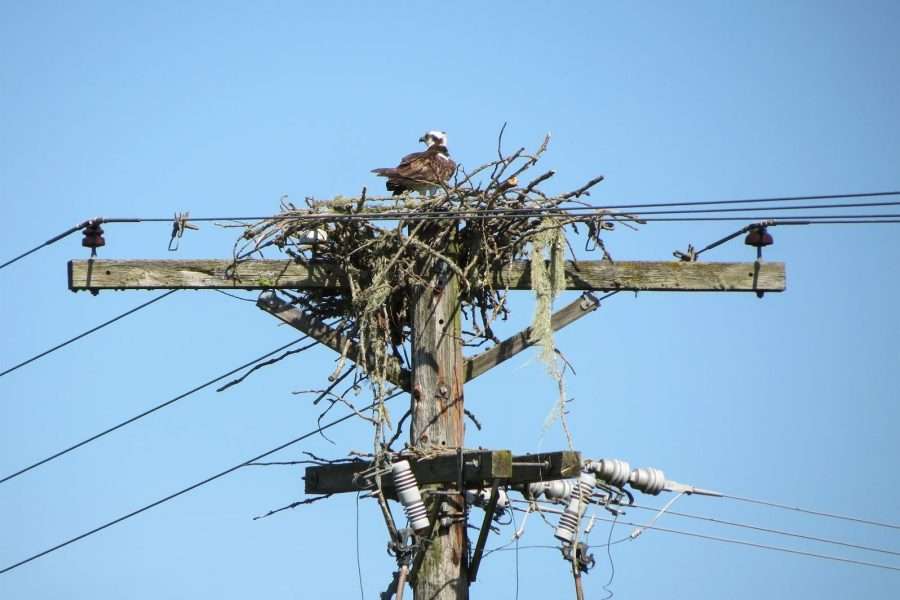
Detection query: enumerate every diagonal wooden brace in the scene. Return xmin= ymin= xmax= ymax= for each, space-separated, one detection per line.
xmin=464 ymin=292 xmax=601 ymax=382
xmin=468 ymin=478 xmax=501 ymax=583
xmin=257 ymin=293 xmax=410 ymax=391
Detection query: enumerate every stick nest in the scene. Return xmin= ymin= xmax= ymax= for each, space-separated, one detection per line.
xmin=226 ymin=133 xmax=638 ymax=395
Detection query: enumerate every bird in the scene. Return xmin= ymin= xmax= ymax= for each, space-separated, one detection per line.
xmin=371 ymin=130 xmax=456 ymax=196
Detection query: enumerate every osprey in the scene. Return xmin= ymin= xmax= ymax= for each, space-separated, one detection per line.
xmin=371 ymin=130 xmax=456 ymax=195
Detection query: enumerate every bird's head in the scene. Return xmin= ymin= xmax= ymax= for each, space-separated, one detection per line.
xmin=419 ymin=130 xmax=448 ymax=147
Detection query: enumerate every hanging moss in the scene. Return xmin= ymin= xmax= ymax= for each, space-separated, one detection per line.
xmin=226 ymin=134 xmax=631 ymax=449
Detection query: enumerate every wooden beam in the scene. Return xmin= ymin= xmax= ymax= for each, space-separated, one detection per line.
xmin=68 ymin=259 xmax=347 ymax=291
xmin=69 ymin=259 xmax=786 ymax=293
xmin=509 ymin=451 xmax=582 ymax=484
xmin=498 ymin=260 xmax=786 ymax=292
xmin=409 ymin=234 xmax=469 ymax=599
xmin=304 ymin=450 xmax=513 ymax=496
xmin=303 ymin=450 xmax=581 ymax=496
xmin=256 ymin=294 xmax=410 ymax=391
xmin=464 ymin=292 xmax=600 ymax=382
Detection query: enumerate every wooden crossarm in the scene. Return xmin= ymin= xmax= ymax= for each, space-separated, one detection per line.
xmin=464 ymin=292 xmax=601 ymax=382
xmin=69 ymin=259 xmax=786 ymax=293
xmin=303 ymin=450 xmax=581 ymax=496
xmin=257 ymin=294 xmax=410 ymax=391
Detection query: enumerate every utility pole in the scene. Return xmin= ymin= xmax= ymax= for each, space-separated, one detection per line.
xmin=408 ymin=237 xmax=468 ymax=598
xmin=68 ymin=250 xmax=786 ymax=598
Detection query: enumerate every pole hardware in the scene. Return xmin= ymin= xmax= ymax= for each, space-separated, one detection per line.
xmin=81 ymin=220 xmax=106 ymax=257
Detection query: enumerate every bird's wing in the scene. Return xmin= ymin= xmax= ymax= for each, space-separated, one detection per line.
xmin=372 ymin=147 xmax=455 ymax=186
xmin=371 ymin=149 xmax=428 ymax=178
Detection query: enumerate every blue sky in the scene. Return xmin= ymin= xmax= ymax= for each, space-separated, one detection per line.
xmin=2 ymin=1 xmax=899 ymax=598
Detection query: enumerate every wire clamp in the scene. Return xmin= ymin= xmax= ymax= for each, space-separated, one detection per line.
xmin=560 ymin=542 xmax=595 ymax=574
xmin=168 ymin=211 xmax=199 ymax=251
xmin=673 ymin=243 xmax=697 ymax=262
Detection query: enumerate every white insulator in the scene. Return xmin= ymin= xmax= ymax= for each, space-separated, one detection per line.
xmin=297 ymin=228 xmax=328 ymax=244
xmin=391 ymin=460 xmax=430 ymax=533
xmin=554 ymin=472 xmax=596 ymax=544
xmin=545 ymin=479 xmax=574 ymax=501
xmin=589 ymin=458 xmax=631 ymax=487
xmin=527 ymin=481 xmax=548 ymax=499
xmin=527 ymin=481 xmax=545 ymax=499
xmin=527 ymin=479 xmax=574 ymax=502
xmin=629 ymin=467 xmax=666 ymax=495
xmin=465 ymin=488 xmax=510 ymax=510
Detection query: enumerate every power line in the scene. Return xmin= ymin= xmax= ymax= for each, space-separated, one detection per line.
xmin=0 ymin=336 xmax=311 ymax=485
xmin=0 ymin=290 xmax=177 ymax=379
xmin=629 ymin=504 xmax=900 ymax=557
xmin=70 ymin=190 xmax=900 ymax=222
xmin=0 ymin=389 xmax=404 ymax=576
xmin=720 ymin=493 xmax=900 ymax=531
xmin=592 ymin=515 xmax=900 ymax=574
xmin=0 ymin=220 xmax=95 ymax=271
xmin=3 ymin=189 xmax=898 ymax=271
xmin=85 ymin=205 xmax=900 ymax=224
xmin=510 ymin=500 xmax=900 ymax=573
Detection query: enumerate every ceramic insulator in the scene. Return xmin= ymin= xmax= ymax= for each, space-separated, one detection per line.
xmin=391 ymin=460 xmax=430 ymax=533
xmin=554 ymin=472 xmax=596 ymax=544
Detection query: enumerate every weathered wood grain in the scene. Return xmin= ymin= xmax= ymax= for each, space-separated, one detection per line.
xmin=409 ymin=247 xmax=468 ymax=600
xmin=464 ymin=293 xmax=600 ymax=382
xmin=67 ymin=259 xmax=347 ymax=291
xmin=303 ymin=450 xmax=580 ymax=495
xmin=509 ymin=451 xmax=583 ymax=484
xmin=304 ymin=450 xmax=513 ymax=496
xmin=68 ymin=259 xmax=786 ymax=293
xmin=256 ymin=294 xmax=410 ymax=391
xmin=495 ymin=260 xmax=785 ymax=291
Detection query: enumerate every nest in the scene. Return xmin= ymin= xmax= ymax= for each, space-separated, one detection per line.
xmin=226 ymin=133 xmax=639 ymax=436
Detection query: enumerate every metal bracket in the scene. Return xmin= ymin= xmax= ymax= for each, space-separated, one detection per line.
xmin=168 ymin=211 xmax=198 ymax=251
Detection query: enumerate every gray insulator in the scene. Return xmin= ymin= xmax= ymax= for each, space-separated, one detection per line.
xmin=391 ymin=460 xmax=430 ymax=533
xmin=528 ymin=479 xmax=574 ymax=502
xmin=554 ymin=472 xmax=596 ymax=544
xmin=629 ymin=467 xmax=666 ymax=495
xmin=465 ymin=488 xmax=510 ymax=509
xmin=589 ymin=458 xmax=631 ymax=487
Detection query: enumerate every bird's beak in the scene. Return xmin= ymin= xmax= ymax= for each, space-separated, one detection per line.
xmin=418 ymin=136 xmax=426 ymax=143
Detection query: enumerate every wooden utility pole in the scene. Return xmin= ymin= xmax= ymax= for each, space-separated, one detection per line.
xmin=67 ymin=255 xmax=786 ymax=599
xmin=408 ymin=253 xmax=467 ymax=598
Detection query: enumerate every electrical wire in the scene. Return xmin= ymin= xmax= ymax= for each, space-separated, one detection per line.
xmin=2 ymin=189 xmax=897 ymax=271
xmin=509 ymin=499 xmax=900 ymax=573
xmin=509 ymin=499 xmax=520 ymax=600
xmin=511 ymin=496 xmax=900 ymax=558
xmin=56 ymin=190 xmax=900 ymax=223
xmin=0 ymin=290 xmax=177 ymax=379
xmin=0 ymin=336 xmax=310 ymax=485
xmin=601 ymin=514 xmax=619 ymax=600
xmin=0 ymin=220 xmax=96 ymax=271
xmin=591 ymin=515 xmax=900 ymax=574
xmin=483 ymin=545 xmax=562 ymax=554
xmin=719 ymin=493 xmax=900 ymax=531
xmin=92 ymin=208 xmax=900 ymax=224
xmin=0 ymin=389 xmax=404 ymax=576
xmin=2 ymin=202 xmax=898 ymax=274
xmin=356 ymin=491 xmax=365 ymax=600
xmin=629 ymin=504 xmax=900 ymax=557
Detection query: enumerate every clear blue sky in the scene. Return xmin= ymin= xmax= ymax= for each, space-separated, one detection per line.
xmin=2 ymin=2 xmax=899 ymax=598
